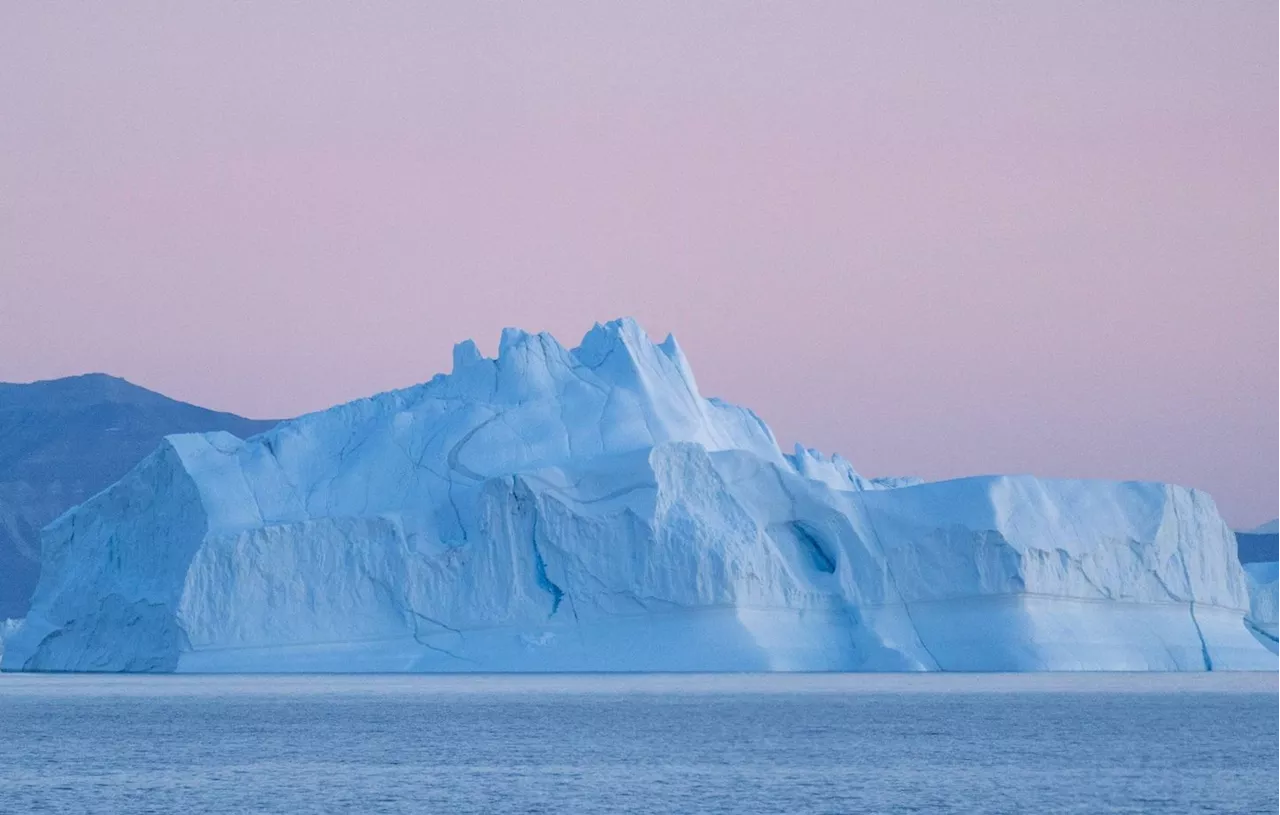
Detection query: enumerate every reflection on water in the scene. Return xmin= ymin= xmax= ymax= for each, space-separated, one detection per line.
xmin=0 ymin=672 xmax=1275 ymax=814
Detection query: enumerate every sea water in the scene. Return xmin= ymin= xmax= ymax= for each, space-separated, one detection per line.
xmin=0 ymin=672 xmax=1274 ymax=814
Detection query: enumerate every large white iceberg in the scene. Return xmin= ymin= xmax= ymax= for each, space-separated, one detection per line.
xmin=3 ymin=319 xmax=1273 ymax=672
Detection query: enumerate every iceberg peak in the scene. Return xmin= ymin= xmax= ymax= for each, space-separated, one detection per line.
xmin=451 ymin=339 xmax=484 ymax=372
xmin=572 ymin=317 xmax=655 ymax=371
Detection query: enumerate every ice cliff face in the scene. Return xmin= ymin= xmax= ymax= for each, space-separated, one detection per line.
xmin=1242 ymin=562 xmax=1278 ymax=652
xmin=1236 ymin=523 xmax=1279 ymax=653
xmin=4 ymin=319 xmax=1273 ymax=672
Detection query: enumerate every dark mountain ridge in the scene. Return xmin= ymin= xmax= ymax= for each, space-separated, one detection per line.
xmin=0 ymin=373 xmax=276 ymax=617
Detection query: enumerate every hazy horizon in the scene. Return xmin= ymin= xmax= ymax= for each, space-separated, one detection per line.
xmin=1 ymin=4 xmax=1275 ymax=526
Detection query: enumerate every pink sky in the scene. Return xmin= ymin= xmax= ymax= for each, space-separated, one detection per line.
xmin=1 ymin=4 xmax=1275 ymax=526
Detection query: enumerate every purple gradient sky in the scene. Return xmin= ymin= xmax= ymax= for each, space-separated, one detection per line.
xmin=1 ymin=4 xmax=1275 ymax=525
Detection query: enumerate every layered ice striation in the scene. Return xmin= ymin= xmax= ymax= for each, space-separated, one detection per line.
xmin=4 ymin=319 xmax=1273 ymax=672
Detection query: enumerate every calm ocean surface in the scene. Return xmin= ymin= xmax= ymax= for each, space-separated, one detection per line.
xmin=0 ymin=672 xmax=1274 ymax=814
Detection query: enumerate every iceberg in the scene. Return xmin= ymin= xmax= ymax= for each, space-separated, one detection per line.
xmin=1236 ymin=522 xmax=1278 ymax=653
xmin=1243 ymin=562 xmax=1278 ymax=652
xmin=3 ymin=319 xmax=1273 ymax=672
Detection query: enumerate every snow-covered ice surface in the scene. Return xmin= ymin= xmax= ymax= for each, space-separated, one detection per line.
xmin=4 ymin=319 xmax=1274 ymax=672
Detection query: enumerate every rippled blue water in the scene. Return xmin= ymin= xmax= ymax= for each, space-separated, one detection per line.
xmin=0 ymin=672 xmax=1274 ymax=814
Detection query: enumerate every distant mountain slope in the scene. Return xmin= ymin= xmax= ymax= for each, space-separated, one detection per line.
xmin=0 ymin=374 xmax=276 ymax=617
xmin=1236 ymin=531 xmax=1279 ymax=565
